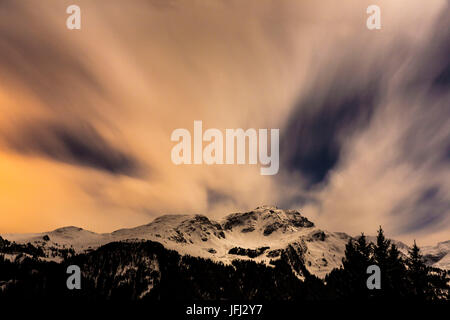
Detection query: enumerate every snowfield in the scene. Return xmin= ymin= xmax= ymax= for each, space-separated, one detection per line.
xmin=2 ymin=206 xmax=448 ymax=278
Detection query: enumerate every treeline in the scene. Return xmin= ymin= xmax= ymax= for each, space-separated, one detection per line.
xmin=0 ymin=241 xmax=311 ymax=300
xmin=326 ymin=227 xmax=449 ymax=301
xmin=0 ymin=235 xmax=75 ymax=260
xmin=0 ymin=236 xmax=45 ymax=258
xmin=0 ymin=230 xmax=448 ymax=301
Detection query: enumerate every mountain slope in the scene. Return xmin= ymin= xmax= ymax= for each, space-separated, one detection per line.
xmin=0 ymin=240 xmax=323 ymax=301
xmin=2 ymin=206 xmax=448 ymax=278
xmin=422 ymin=240 xmax=450 ymax=270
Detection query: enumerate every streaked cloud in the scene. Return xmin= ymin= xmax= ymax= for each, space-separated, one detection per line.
xmin=0 ymin=0 xmax=448 ymax=245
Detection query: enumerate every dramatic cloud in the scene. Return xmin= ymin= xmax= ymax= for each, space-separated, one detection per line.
xmin=2 ymin=121 xmax=143 ymax=176
xmin=281 ymin=58 xmax=381 ymax=186
xmin=0 ymin=0 xmax=448 ymax=245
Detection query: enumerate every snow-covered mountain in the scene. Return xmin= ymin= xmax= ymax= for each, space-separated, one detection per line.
xmin=422 ymin=240 xmax=450 ymax=270
xmin=2 ymin=206 xmax=448 ymax=278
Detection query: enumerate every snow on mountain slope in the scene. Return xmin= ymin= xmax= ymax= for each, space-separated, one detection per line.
xmin=3 ymin=226 xmax=109 ymax=252
xmin=106 ymin=206 xmax=351 ymax=278
xmin=422 ymin=240 xmax=450 ymax=270
xmin=432 ymin=253 xmax=450 ymax=270
xmin=2 ymin=206 xmax=448 ymax=278
xmin=364 ymin=235 xmax=411 ymax=255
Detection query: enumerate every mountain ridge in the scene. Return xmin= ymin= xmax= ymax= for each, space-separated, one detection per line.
xmin=2 ymin=206 xmax=448 ymax=278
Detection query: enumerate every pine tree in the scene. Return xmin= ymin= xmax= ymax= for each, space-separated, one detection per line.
xmin=406 ymin=241 xmax=429 ymax=299
xmin=338 ymin=233 xmax=373 ymax=299
xmin=327 ymin=232 xmax=449 ymax=301
xmin=342 ymin=238 xmax=357 ymax=270
xmin=373 ymin=226 xmax=390 ymax=267
xmin=385 ymin=243 xmax=407 ymax=298
xmin=356 ymin=233 xmax=372 ymax=266
xmin=427 ymin=267 xmax=450 ymax=301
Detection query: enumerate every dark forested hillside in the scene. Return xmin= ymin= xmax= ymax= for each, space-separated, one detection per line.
xmin=0 ymin=228 xmax=448 ymax=301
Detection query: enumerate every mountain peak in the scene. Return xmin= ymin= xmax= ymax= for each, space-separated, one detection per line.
xmin=2 ymin=207 xmax=448 ymax=278
xmin=222 ymin=207 xmax=314 ymax=235
xmin=52 ymin=226 xmax=85 ymax=233
xmin=255 ymin=205 xmax=279 ymax=210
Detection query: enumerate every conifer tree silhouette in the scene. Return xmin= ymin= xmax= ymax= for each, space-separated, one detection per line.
xmin=385 ymin=243 xmax=408 ymax=298
xmin=374 ymin=226 xmax=390 ymax=267
xmin=338 ymin=233 xmax=373 ymax=299
xmin=406 ymin=241 xmax=429 ymax=299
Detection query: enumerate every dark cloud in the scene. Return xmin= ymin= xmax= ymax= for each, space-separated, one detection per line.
xmin=391 ymin=10 xmax=450 ymax=235
xmin=278 ymin=194 xmax=319 ymax=211
xmin=399 ymin=98 xmax=449 ymax=169
xmin=281 ymin=68 xmax=380 ymax=187
xmin=406 ymin=3 xmax=450 ymax=91
xmin=0 ymin=2 xmax=142 ymax=177
xmin=394 ymin=186 xmax=449 ymax=233
xmin=3 ymin=121 xmax=143 ymax=176
xmin=0 ymin=1 xmax=106 ymax=112
xmin=431 ymin=17 xmax=450 ymax=90
xmin=281 ymin=3 xmax=449 ymax=224
xmin=397 ymin=5 xmax=450 ymax=169
xmin=428 ymin=9 xmax=450 ymax=90
xmin=206 ymin=188 xmax=234 ymax=209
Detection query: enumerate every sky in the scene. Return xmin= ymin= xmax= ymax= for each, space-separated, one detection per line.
xmin=0 ymin=0 xmax=448 ymax=245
